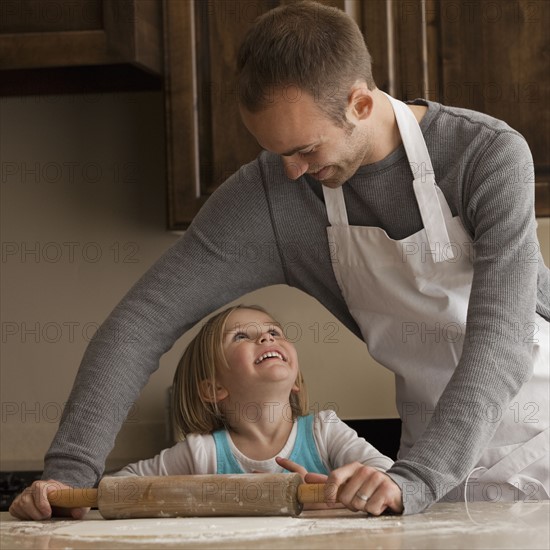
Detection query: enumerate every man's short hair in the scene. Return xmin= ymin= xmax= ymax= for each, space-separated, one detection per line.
xmin=237 ymin=0 xmax=376 ymax=127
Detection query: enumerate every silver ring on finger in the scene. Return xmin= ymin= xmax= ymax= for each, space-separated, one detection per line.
xmin=356 ymin=493 xmax=369 ymax=502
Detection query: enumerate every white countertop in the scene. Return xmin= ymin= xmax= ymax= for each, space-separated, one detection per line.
xmin=1 ymin=501 xmax=549 ymax=549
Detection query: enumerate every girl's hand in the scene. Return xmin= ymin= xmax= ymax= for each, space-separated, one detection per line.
xmin=325 ymin=462 xmax=403 ymax=516
xmin=9 ymin=480 xmax=90 ymax=521
xmin=275 ymin=456 xmax=310 ymax=480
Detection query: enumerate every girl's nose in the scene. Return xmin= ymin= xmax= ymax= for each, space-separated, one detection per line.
xmin=258 ymin=331 xmax=275 ymax=343
xmin=282 ymin=155 xmax=308 ymax=180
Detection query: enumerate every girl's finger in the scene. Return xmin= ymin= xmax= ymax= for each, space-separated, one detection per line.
xmin=275 ymin=456 xmax=308 ymax=476
xmin=304 ymin=472 xmax=328 ymax=484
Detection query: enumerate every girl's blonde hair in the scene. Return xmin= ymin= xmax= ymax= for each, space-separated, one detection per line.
xmin=171 ymin=305 xmax=309 ymax=440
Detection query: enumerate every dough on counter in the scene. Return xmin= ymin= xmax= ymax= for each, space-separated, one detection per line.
xmin=51 ymin=516 xmax=311 ymax=541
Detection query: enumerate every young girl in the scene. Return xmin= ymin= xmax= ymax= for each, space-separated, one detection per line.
xmin=111 ymin=305 xmax=396 ymax=506
xmin=10 ymin=305 xmax=402 ymax=519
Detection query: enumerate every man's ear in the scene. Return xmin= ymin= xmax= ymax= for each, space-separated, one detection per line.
xmin=347 ymin=84 xmax=374 ymax=122
xmin=199 ymin=380 xmax=229 ymax=403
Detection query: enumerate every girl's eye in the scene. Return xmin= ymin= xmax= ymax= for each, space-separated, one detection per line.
xmin=269 ymin=329 xmax=282 ymax=337
xmin=234 ymin=332 xmax=249 ymax=341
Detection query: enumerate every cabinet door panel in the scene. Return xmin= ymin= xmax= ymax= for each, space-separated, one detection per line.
xmin=0 ymin=0 xmax=162 ymax=73
xmin=436 ymin=0 xmax=549 ymax=216
xmin=195 ymin=0 xmax=271 ymax=198
xmin=0 ymin=0 xmax=103 ymax=33
xmin=166 ymin=0 xmax=347 ymax=229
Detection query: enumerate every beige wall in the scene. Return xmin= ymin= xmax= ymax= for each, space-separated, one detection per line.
xmin=1 ymin=93 xmax=549 ymax=472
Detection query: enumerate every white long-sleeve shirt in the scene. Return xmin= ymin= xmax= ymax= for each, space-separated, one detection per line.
xmin=112 ymin=411 xmax=393 ymax=477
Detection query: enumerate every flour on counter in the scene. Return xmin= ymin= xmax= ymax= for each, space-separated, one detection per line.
xmin=51 ymin=516 xmax=310 ymax=541
xmin=2 ymin=503 xmax=546 ymax=544
xmin=0 ymin=515 xmax=503 ymax=543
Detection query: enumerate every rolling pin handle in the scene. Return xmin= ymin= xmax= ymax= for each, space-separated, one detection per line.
xmin=297 ymin=483 xmax=326 ymax=503
xmin=47 ymin=488 xmax=99 ymax=508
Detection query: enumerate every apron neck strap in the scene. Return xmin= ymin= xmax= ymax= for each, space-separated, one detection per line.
xmin=322 ymin=186 xmax=349 ymax=226
xmin=383 ymin=92 xmax=436 ymax=179
xmin=384 ymin=93 xmax=454 ymax=263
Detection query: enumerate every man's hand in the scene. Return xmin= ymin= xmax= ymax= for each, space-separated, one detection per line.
xmin=9 ymin=480 xmax=90 ymax=521
xmin=277 ymin=457 xmax=403 ymax=515
xmin=325 ymin=462 xmax=403 ymax=515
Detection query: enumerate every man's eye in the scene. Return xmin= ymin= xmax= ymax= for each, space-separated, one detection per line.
xmin=299 ymin=149 xmax=314 ymax=157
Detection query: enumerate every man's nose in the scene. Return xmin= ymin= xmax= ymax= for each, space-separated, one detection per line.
xmin=282 ymin=155 xmax=308 ymax=180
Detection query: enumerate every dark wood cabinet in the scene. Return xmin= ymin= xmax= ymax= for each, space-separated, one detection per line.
xmin=165 ymin=0 xmax=548 ymax=229
xmin=164 ymin=0 xmax=266 ymax=227
xmin=1 ymin=1 xmax=546 ymax=223
xmin=0 ymin=0 xmax=162 ymax=72
xmin=445 ymin=1 xmax=549 ymax=215
xmin=165 ymin=0 xmax=348 ymax=229
xmin=0 ymin=0 xmax=163 ymax=95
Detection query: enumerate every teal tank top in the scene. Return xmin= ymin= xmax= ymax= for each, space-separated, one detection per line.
xmin=212 ymin=414 xmax=329 ymax=475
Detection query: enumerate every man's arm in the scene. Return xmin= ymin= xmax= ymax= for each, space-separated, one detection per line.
xmin=387 ymin=131 xmax=541 ymax=513
xmin=42 ymin=160 xmax=286 ymax=488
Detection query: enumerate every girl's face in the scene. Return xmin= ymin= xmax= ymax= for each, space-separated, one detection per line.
xmin=216 ymin=309 xmax=300 ymax=399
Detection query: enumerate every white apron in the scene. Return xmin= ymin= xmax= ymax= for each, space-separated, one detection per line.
xmin=323 ymin=93 xmax=549 ymax=502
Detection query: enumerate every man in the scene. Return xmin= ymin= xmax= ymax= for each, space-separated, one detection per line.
xmin=11 ymin=1 xmax=549 ymax=519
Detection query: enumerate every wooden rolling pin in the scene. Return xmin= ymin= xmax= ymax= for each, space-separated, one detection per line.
xmin=47 ymin=474 xmax=327 ymax=519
